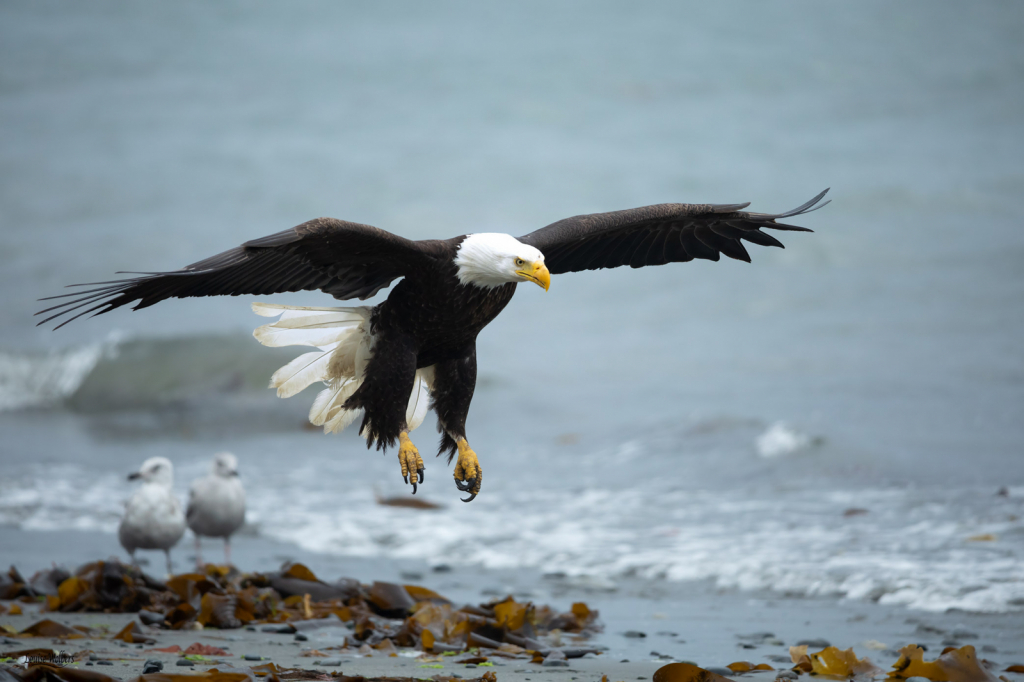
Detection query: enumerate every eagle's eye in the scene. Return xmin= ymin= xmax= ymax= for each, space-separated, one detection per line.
xmin=515 ymin=258 xmax=525 ymax=267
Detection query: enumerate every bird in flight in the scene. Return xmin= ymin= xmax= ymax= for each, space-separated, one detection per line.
xmin=38 ymin=189 xmax=829 ymax=502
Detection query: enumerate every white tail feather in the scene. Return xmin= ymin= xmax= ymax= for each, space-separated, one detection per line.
xmin=253 ymin=302 xmax=434 ymax=438
xmin=406 ymin=368 xmax=434 ymax=431
xmin=269 ymin=345 xmax=337 ymax=398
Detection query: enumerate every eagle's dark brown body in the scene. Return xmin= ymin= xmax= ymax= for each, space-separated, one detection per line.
xmin=357 ymin=241 xmax=517 ymax=457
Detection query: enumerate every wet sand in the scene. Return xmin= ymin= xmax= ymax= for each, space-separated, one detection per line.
xmin=3 ymin=527 xmax=1023 ymax=679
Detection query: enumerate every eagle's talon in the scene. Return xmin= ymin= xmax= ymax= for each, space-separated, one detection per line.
xmin=398 ymin=431 xmax=424 ymax=494
xmin=453 ymin=438 xmax=482 ymax=501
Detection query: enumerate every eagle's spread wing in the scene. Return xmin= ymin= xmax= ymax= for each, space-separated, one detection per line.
xmin=518 ymin=189 xmax=829 ymax=274
xmin=37 ymin=218 xmax=433 ymax=329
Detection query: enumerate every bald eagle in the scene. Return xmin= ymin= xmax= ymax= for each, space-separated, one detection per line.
xmin=38 ymin=189 xmax=829 ymax=501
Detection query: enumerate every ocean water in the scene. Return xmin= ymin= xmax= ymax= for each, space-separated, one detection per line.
xmin=2 ymin=2 xmax=1023 ymax=613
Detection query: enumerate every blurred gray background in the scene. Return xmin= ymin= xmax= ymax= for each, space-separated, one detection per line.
xmin=1 ymin=1 xmax=1022 ymax=614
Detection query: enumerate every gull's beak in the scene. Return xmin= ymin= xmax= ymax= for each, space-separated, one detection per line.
xmin=517 ymin=261 xmax=551 ymax=292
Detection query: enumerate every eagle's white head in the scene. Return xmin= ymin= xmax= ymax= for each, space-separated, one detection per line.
xmin=128 ymin=456 xmax=175 ymax=488
xmin=454 ymin=233 xmax=551 ymax=291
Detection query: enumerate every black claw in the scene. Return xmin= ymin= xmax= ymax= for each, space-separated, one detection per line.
xmin=454 ymin=478 xmax=470 ymax=492
xmin=418 ymin=467 xmax=425 ymax=483
xmin=461 ymin=488 xmax=478 ymax=503
xmin=412 ymin=481 xmax=418 ymax=494
xmin=403 ymin=474 xmax=408 ymax=484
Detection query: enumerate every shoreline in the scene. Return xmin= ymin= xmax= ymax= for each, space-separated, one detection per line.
xmin=2 ymin=527 xmax=1023 ymax=677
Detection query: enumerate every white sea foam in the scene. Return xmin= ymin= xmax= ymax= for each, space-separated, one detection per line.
xmin=755 ymin=421 xmax=817 ymax=458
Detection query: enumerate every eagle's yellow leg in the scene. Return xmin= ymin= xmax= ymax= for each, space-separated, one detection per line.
xmin=398 ymin=431 xmax=425 ymax=494
xmin=453 ymin=438 xmax=483 ymax=503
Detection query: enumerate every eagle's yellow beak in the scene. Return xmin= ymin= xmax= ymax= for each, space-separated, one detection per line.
xmin=516 ymin=261 xmax=551 ymax=291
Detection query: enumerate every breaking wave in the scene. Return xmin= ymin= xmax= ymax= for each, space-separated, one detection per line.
xmin=0 ymin=333 xmax=298 ymax=414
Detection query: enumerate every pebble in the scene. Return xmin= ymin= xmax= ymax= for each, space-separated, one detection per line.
xmin=317 ymin=660 xmax=343 ymax=666
xmin=543 ymin=659 xmax=569 ymax=667
xmin=737 ymin=632 xmax=775 ymax=641
xmin=85 ymin=663 xmax=93 ymax=667
xmin=796 ymin=639 xmax=830 ymax=648
xmin=737 ymin=643 xmax=756 ymax=649
xmin=89 ymin=655 xmax=99 ymax=662
xmin=981 ymin=645 xmax=997 ymax=653
xmin=622 ymin=631 xmax=647 ymax=638
xmin=96 ymin=661 xmax=113 ymax=666
xmin=262 ymin=624 xmax=296 ymax=634
xmin=295 ymin=633 xmax=309 ymax=642
xmin=176 ymin=660 xmax=195 ymax=667
xmin=143 ymin=661 xmax=164 ymax=674
xmin=776 ymin=672 xmax=798 ymax=680
xmin=706 ymin=668 xmax=735 ymax=676
xmin=951 ymin=629 xmax=978 ymax=640
xmin=243 ymin=654 xmax=264 ymax=661
xmin=138 ymin=610 xmax=165 ymax=626
xmin=915 ymin=624 xmax=945 ymax=635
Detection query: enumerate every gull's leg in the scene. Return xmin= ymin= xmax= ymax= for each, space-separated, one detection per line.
xmin=224 ymin=537 xmax=232 ymax=567
xmin=398 ymin=431 xmax=426 ymax=494
xmin=194 ymin=535 xmax=203 ymax=570
xmin=453 ymin=438 xmax=482 ymax=503
xmin=164 ymin=549 xmax=173 ymax=577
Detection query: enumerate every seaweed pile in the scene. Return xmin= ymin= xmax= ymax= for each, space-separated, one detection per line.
xmin=1 ymin=562 xmax=601 ymax=658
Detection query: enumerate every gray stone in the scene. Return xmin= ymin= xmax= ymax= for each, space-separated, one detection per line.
xmin=138 ymin=610 xmax=165 ymax=626
xmin=143 ymin=661 xmax=163 ymax=674
xmin=316 ymin=659 xmax=343 ymax=666
xmin=96 ymin=661 xmax=113 ymax=666
xmin=706 ymin=668 xmax=735 ymax=677
xmin=915 ymin=624 xmax=945 ymax=636
xmin=796 ymin=638 xmax=830 ymax=648
xmin=776 ymin=671 xmax=798 ymax=680
xmin=543 ymin=660 xmax=569 ymax=668
xmin=176 ymin=660 xmax=194 ymax=667
xmin=622 ymin=630 xmax=647 ymax=638
xmin=243 ymin=654 xmax=264 ymax=661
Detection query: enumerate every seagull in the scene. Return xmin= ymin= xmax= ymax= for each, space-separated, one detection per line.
xmin=119 ymin=456 xmax=186 ymax=575
xmin=186 ymin=452 xmax=246 ymax=567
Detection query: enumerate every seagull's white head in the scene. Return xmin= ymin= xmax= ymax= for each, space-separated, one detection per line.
xmin=129 ymin=456 xmax=174 ymax=488
xmin=454 ymin=233 xmax=551 ymax=291
xmin=212 ymin=452 xmax=239 ymax=478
